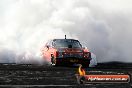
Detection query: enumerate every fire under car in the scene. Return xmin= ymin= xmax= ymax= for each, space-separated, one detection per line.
xmin=41 ymin=36 xmax=95 ymax=67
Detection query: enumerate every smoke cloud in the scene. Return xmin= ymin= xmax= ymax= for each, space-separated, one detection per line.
xmin=0 ymin=0 xmax=132 ymax=63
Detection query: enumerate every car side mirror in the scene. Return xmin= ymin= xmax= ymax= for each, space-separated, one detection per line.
xmin=45 ymin=45 xmax=49 ymax=51
xmin=46 ymin=45 xmax=49 ymax=49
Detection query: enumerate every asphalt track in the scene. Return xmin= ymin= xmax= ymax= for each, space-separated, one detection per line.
xmin=0 ymin=63 xmax=131 ymax=88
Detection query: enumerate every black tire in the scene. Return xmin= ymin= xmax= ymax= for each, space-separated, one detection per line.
xmin=51 ymin=54 xmax=57 ymax=66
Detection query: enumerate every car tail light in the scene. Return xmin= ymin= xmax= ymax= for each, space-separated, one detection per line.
xmin=83 ymin=52 xmax=91 ymax=58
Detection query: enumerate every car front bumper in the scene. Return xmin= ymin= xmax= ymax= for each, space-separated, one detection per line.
xmin=56 ymin=57 xmax=90 ymax=66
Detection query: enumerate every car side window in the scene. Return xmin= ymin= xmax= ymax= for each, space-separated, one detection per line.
xmin=49 ymin=40 xmax=53 ymax=47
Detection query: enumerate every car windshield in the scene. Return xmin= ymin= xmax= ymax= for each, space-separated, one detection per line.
xmin=53 ymin=39 xmax=82 ymax=48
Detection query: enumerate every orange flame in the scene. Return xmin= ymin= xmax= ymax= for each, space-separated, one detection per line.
xmin=78 ymin=64 xmax=86 ymax=76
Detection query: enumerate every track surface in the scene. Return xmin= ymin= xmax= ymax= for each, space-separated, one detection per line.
xmin=0 ymin=63 xmax=131 ymax=88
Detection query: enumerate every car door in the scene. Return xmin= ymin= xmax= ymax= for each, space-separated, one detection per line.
xmin=45 ymin=40 xmax=53 ymax=61
xmin=42 ymin=41 xmax=50 ymax=61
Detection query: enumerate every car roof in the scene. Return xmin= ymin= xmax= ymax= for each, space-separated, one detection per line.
xmin=53 ymin=39 xmax=79 ymax=41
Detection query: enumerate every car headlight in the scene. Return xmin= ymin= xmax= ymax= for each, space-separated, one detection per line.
xmin=84 ymin=52 xmax=91 ymax=58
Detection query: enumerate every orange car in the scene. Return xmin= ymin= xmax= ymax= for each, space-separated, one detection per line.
xmin=41 ymin=37 xmax=91 ymax=67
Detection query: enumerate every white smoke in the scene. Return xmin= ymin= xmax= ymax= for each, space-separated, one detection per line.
xmin=0 ymin=0 xmax=132 ymax=63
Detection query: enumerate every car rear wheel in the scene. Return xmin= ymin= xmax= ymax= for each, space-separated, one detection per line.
xmin=51 ymin=54 xmax=57 ymax=66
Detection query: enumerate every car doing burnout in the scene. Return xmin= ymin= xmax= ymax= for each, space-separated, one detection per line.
xmin=41 ymin=37 xmax=92 ymax=67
